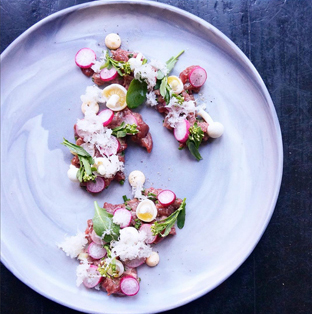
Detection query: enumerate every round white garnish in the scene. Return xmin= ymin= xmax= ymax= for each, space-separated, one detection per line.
xmin=102 ymin=84 xmax=127 ymax=111
xmin=119 ymin=227 xmax=139 ymax=244
xmin=128 ymin=170 xmax=146 ymax=187
xmin=167 ymin=76 xmax=184 ymax=94
xmin=81 ymin=102 xmax=99 ymax=114
xmin=146 ymin=251 xmax=159 ymax=267
xmin=208 ymin=121 xmax=224 ymax=138
xmin=136 ymin=199 xmax=157 ymax=222
xmin=67 ymin=164 xmax=79 ymax=182
xmin=105 ymin=33 xmax=121 ymax=50
xmin=197 ymin=108 xmax=224 ymax=138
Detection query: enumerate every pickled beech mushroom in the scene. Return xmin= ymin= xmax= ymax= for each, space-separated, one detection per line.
xmin=197 ymin=108 xmax=224 ymax=138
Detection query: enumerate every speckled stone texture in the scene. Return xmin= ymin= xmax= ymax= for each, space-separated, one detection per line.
xmin=1 ymin=0 xmax=311 ymax=314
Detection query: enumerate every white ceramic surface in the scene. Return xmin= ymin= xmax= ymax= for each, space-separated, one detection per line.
xmin=1 ymin=1 xmax=283 ymax=313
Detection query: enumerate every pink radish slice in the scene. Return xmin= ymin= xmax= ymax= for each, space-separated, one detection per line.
xmin=100 ymin=67 xmax=118 ymax=82
xmin=139 ymin=224 xmax=157 ymax=244
xmin=120 ymin=276 xmax=140 ymax=296
xmin=157 ymin=190 xmax=176 ymax=206
xmin=83 ymin=265 xmax=102 ymax=288
xmin=122 ymin=114 xmax=138 ymax=126
xmin=174 ymin=119 xmax=190 ymax=143
xmin=100 ymin=136 xmax=120 ymax=156
xmin=98 ymin=109 xmax=114 ymax=126
xmin=86 ymin=176 xmax=105 ymax=193
xmin=188 ymin=66 xmax=207 ymax=88
xmin=88 ymin=242 xmax=107 ymax=259
xmin=91 ymin=229 xmax=106 ymax=245
xmin=124 ymin=257 xmax=146 ymax=268
xmin=75 ymin=48 xmax=96 ymax=69
xmin=113 ymin=208 xmax=132 ymax=228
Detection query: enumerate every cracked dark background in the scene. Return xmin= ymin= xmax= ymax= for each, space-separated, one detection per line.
xmin=1 ymin=0 xmax=311 ymax=313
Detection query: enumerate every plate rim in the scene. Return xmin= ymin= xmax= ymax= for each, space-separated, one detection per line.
xmin=1 ymin=0 xmax=283 ymax=313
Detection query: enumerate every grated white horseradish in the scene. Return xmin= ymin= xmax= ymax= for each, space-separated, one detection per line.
xmin=80 ymin=85 xmax=105 ymax=105
xmin=58 ymin=231 xmax=88 ymax=258
xmin=165 ymin=98 xmax=196 ymax=128
xmin=134 ymin=63 xmax=157 ymax=90
xmin=91 ymin=51 xmax=107 ymax=73
xmin=110 ymin=227 xmax=152 ymax=261
xmin=94 ymin=155 xmax=124 ymax=178
xmin=146 ymin=91 xmax=158 ymax=107
xmin=149 ymin=59 xmax=169 ymax=76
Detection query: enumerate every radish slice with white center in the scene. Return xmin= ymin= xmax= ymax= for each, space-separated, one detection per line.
xmin=189 ymin=66 xmax=207 ymax=88
xmin=120 ymin=276 xmax=140 ymax=296
xmin=100 ymin=136 xmax=120 ymax=156
xmin=100 ymin=67 xmax=118 ymax=82
xmin=139 ymin=224 xmax=157 ymax=244
xmin=87 ymin=242 xmax=107 ymax=259
xmin=174 ymin=119 xmax=190 ymax=143
xmin=113 ymin=208 xmax=132 ymax=228
xmin=98 ymin=109 xmax=114 ymax=126
xmin=124 ymin=257 xmax=146 ymax=268
xmin=83 ymin=265 xmax=101 ymax=288
xmin=86 ymin=176 xmax=105 ymax=193
xmin=157 ymin=190 xmax=176 ymax=206
xmin=123 ymin=114 xmax=138 ymax=126
xmin=91 ymin=229 xmax=106 ymax=245
xmin=75 ymin=48 xmax=96 ymax=69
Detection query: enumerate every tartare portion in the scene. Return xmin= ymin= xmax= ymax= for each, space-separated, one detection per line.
xmin=58 ymin=171 xmax=186 ymax=296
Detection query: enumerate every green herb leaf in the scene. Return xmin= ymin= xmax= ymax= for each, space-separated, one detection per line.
xmin=123 ymin=195 xmax=130 ymax=203
xmin=112 ymin=122 xmax=138 ymax=138
xmin=92 ymin=201 xmax=120 ymax=243
xmin=166 ymin=50 xmax=184 ymax=74
xmin=186 ymin=123 xmax=204 ymax=161
xmin=160 ymin=77 xmax=168 ymax=98
xmin=126 ymin=79 xmax=148 ymax=109
xmin=151 ymin=198 xmax=186 ymax=237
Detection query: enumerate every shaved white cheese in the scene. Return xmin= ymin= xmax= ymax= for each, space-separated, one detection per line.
xmin=146 ymin=91 xmax=158 ymax=107
xmin=165 ymin=98 xmax=196 ymax=128
xmin=58 ymin=231 xmax=88 ymax=258
xmin=110 ymin=227 xmax=152 ymax=261
xmin=128 ymin=53 xmax=143 ymax=70
xmin=76 ymin=258 xmax=90 ymax=286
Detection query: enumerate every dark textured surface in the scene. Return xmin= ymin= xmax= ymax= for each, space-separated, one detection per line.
xmin=1 ymin=0 xmax=311 ymax=313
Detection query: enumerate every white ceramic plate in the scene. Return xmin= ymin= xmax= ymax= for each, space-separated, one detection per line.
xmin=1 ymin=1 xmax=283 ymax=313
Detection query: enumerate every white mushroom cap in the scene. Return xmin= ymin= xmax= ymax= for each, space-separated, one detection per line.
xmin=105 ymin=33 xmax=121 ymax=50
xmin=146 ymin=252 xmax=160 ymax=267
xmin=128 ymin=170 xmax=146 ymax=187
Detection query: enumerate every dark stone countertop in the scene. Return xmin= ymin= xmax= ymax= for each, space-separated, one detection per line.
xmin=1 ymin=0 xmax=311 ymax=313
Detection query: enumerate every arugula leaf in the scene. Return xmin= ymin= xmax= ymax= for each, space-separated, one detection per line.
xmin=151 ymin=198 xmax=186 ymax=237
xmin=126 ymin=79 xmax=148 ymax=109
xmin=62 ymin=138 xmax=96 ymax=182
xmin=92 ymin=201 xmax=120 ymax=243
xmin=112 ymin=122 xmax=138 ymax=138
xmin=166 ymin=50 xmax=184 ymax=74
xmin=186 ymin=123 xmax=204 ymax=161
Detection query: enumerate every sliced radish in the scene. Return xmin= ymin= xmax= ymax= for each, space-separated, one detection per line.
xmin=113 ymin=208 xmax=132 ymax=228
xmin=75 ymin=48 xmax=96 ymax=69
xmin=86 ymin=176 xmax=105 ymax=193
xmin=87 ymin=242 xmax=107 ymax=259
xmin=174 ymin=119 xmax=190 ymax=143
xmin=189 ymin=66 xmax=207 ymax=88
xmin=83 ymin=265 xmax=102 ymax=288
xmin=122 ymin=114 xmax=138 ymax=126
xmin=124 ymin=257 xmax=146 ymax=268
xmin=91 ymin=229 xmax=106 ymax=245
xmin=100 ymin=136 xmax=120 ymax=156
xmin=100 ymin=67 xmax=118 ymax=82
xmin=139 ymin=224 xmax=157 ymax=244
xmin=157 ymin=190 xmax=176 ymax=206
xmin=98 ymin=109 xmax=114 ymax=126
xmin=120 ymin=276 xmax=140 ymax=296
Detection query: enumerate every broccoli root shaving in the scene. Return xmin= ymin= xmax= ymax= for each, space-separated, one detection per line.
xmin=151 ymin=198 xmax=186 ymax=237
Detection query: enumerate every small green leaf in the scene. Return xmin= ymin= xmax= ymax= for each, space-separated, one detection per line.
xmin=186 ymin=141 xmax=203 ymax=161
xmin=177 ymin=198 xmax=186 ymax=229
xmin=126 ymin=79 xmax=147 ymax=109
xmin=160 ymin=77 xmax=168 ymax=98
xmin=92 ymin=201 xmax=120 ymax=243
